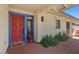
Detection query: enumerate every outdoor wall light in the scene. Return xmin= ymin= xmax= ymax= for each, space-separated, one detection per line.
xmin=41 ymin=16 xmax=44 ymax=22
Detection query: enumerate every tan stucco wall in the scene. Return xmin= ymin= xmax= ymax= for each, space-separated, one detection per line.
xmin=0 ymin=4 xmax=8 ymax=53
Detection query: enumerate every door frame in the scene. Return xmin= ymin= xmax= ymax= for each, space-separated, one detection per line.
xmin=66 ymin=21 xmax=70 ymax=34
xmin=8 ymin=11 xmax=34 ymax=47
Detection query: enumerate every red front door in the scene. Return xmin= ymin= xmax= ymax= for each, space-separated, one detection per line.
xmin=10 ymin=15 xmax=24 ymax=47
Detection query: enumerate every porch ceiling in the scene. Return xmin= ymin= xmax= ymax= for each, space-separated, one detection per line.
xmin=8 ymin=4 xmax=75 ymax=13
xmin=9 ymin=4 xmax=52 ymax=13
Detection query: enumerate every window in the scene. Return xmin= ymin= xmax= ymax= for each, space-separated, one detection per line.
xmin=56 ymin=20 xmax=60 ymax=29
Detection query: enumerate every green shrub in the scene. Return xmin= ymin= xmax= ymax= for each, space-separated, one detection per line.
xmin=61 ymin=35 xmax=70 ymax=42
xmin=51 ymin=37 xmax=59 ymax=46
xmin=40 ymin=33 xmax=71 ymax=48
xmin=53 ymin=33 xmax=70 ymax=42
xmin=54 ymin=33 xmax=62 ymax=42
xmin=41 ymin=34 xmax=59 ymax=47
xmin=41 ymin=35 xmax=50 ymax=48
xmin=48 ymin=34 xmax=53 ymax=46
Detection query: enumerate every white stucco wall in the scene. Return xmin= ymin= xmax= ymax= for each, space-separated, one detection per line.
xmin=0 ymin=5 xmax=8 ymax=53
xmin=37 ymin=13 xmax=56 ymax=42
xmin=37 ymin=12 xmax=72 ymax=42
xmin=34 ymin=12 xmax=39 ymax=42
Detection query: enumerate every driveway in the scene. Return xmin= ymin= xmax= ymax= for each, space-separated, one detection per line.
xmin=6 ymin=39 xmax=79 ymax=54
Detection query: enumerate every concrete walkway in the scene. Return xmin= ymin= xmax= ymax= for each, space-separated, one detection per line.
xmin=6 ymin=39 xmax=79 ymax=54
xmin=72 ymin=36 xmax=79 ymax=40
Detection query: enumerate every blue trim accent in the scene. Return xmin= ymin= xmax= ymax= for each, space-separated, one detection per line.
xmin=32 ymin=16 xmax=34 ymax=41
xmin=27 ymin=16 xmax=34 ymax=42
xmin=24 ymin=16 xmax=28 ymax=44
xmin=8 ymin=11 xmax=34 ymax=47
xmin=8 ymin=12 xmax=11 ymax=47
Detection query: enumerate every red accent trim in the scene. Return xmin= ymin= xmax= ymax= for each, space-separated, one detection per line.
xmin=28 ymin=32 xmax=33 ymax=43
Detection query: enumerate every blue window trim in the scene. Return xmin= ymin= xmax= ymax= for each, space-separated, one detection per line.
xmin=8 ymin=12 xmax=11 ymax=47
xmin=24 ymin=16 xmax=28 ymax=44
xmin=32 ymin=16 xmax=34 ymax=41
xmin=8 ymin=11 xmax=34 ymax=47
